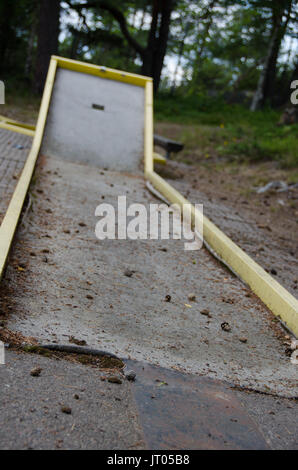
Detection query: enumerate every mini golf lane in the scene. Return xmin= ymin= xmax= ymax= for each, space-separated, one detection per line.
xmin=1 ymin=154 xmax=297 ymax=399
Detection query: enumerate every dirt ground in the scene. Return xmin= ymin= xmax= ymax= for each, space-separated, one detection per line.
xmin=155 ymin=122 xmax=298 ymax=298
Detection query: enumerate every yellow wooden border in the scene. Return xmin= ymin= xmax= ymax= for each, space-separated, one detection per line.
xmin=153 ymin=152 xmax=167 ymax=164
xmin=0 ymin=121 xmax=35 ymax=137
xmin=0 ymin=114 xmax=36 ymax=131
xmin=0 ymin=57 xmax=58 ymax=279
xmin=53 ymin=55 xmax=152 ymax=88
xmin=0 ymin=114 xmax=35 ymax=136
xmin=144 ymin=81 xmax=154 ymax=174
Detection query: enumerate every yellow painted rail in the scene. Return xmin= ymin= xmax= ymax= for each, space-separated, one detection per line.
xmin=0 ymin=58 xmax=57 ymax=278
xmin=0 ymin=115 xmax=35 ymax=137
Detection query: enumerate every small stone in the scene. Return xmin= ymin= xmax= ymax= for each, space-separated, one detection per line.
xmin=221 ymin=322 xmax=231 ymax=332
xmin=239 ymin=337 xmax=247 ymax=343
xmin=285 ymin=347 xmax=292 ymax=357
xmin=69 ymin=336 xmax=87 ymax=346
xmin=61 ymin=406 xmax=72 ymax=415
xmin=125 ymin=370 xmax=136 ymax=382
xmin=30 ymin=367 xmax=42 ymax=377
xmin=108 ymin=376 xmax=122 ymax=385
xmin=200 ymin=309 xmax=210 ymax=316
xmin=124 ymin=269 xmax=134 ymax=278
xmin=188 ymin=293 xmax=196 ymax=302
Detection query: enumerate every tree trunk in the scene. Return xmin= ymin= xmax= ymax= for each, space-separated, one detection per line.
xmin=70 ymin=31 xmax=81 ymax=60
xmin=25 ymin=7 xmax=39 ymax=79
xmin=0 ymin=1 xmax=15 ymax=75
xmin=171 ymin=22 xmax=191 ymax=94
xmin=250 ymin=25 xmax=280 ymax=111
xmin=191 ymin=0 xmax=217 ymax=90
xmin=141 ymin=1 xmax=159 ymax=78
xmin=68 ymin=0 xmax=174 ymax=93
xmin=141 ymin=0 xmax=174 ymax=93
xmin=34 ymin=0 xmax=60 ymax=94
xmin=153 ymin=0 xmax=174 ymax=91
xmin=251 ymin=1 xmax=292 ymax=111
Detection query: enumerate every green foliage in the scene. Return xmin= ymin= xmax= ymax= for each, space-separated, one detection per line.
xmin=155 ymin=94 xmax=298 ymax=168
xmin=0 ymin=0 xmax=38 ymax=81
xmin=1 ymin=0 xmax=297 ymax=168
xmin=1 ymin=0 xmax=297 ymax=101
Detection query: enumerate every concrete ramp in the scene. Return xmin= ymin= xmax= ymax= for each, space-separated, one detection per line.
xmin=42 ymin=67 xmax=145 ymax=171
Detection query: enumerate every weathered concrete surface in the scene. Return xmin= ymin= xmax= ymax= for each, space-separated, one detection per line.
xmin=126 ymin=360 xmax=297 ymax=450
xmin=42 ymin=68 xmax=144 ymax=171
xmin=1 ymin=155 xmax=297 ymax=398
xmin=0 ymin=129 xmax=31 ymax=224
xmin=126 ymin=360 xmax=270 ymax=450
xmin=0 ymin=350 xmax=144 ymax=450
xmin=0 ymin=350 xmax=296 ymax=450
xmin=235 ymin=388 xmax=297 ymax=450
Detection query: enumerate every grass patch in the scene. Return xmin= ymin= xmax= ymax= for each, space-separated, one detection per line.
xmin=1 ymin=90 xmax=40 ymax=125
xmin=155 ymin=94 xmax=298 ymax=168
